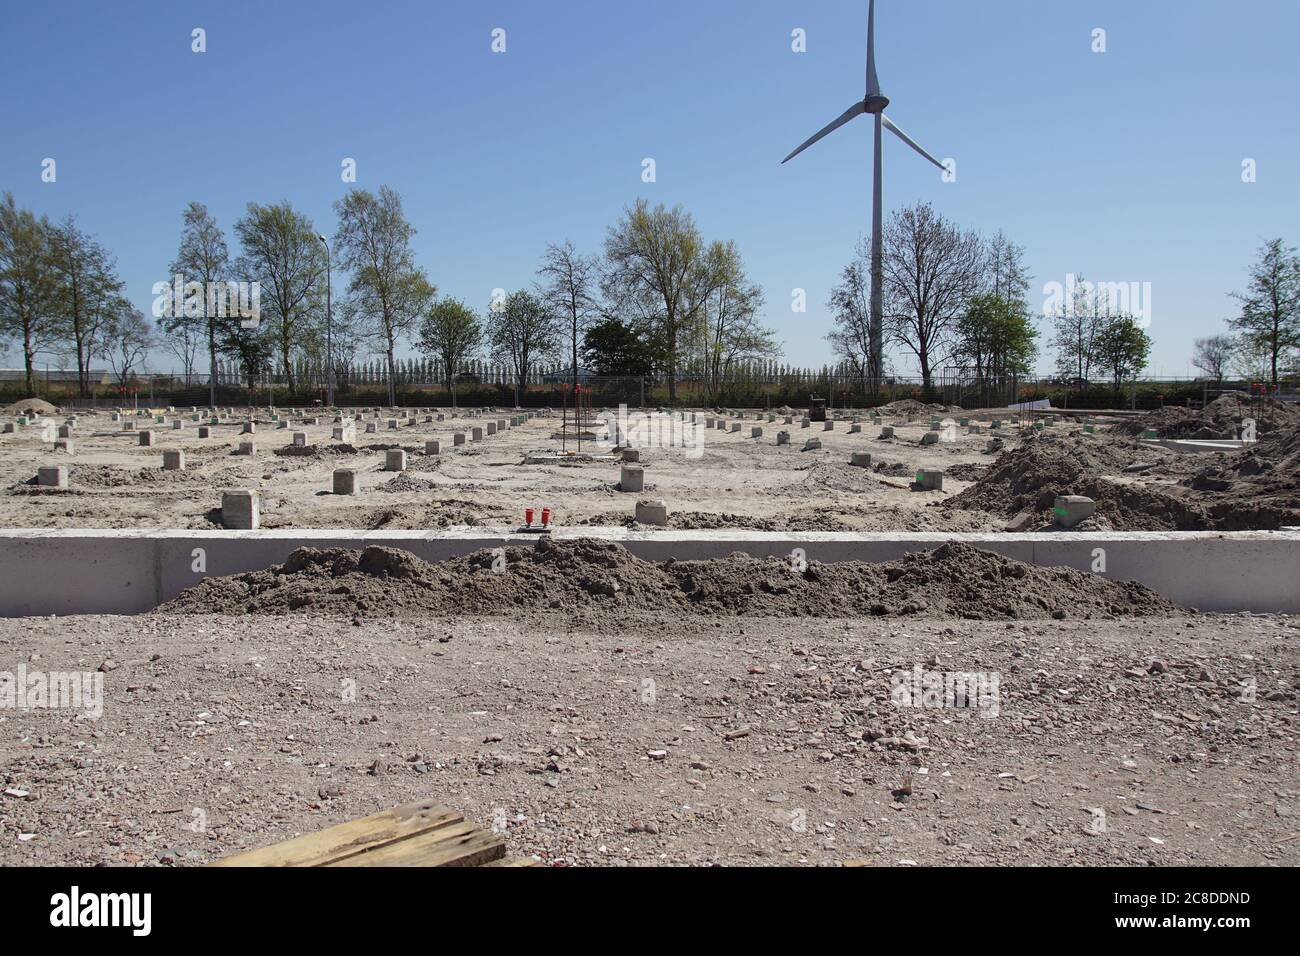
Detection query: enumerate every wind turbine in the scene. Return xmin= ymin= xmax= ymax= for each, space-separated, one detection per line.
xmin=782 ymin=0 xmax=945 ymax=388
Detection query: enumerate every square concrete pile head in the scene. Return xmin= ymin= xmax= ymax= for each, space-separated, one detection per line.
xmin=849 ymin=423 xmax=861 ymax=433
xmin=37 ymin=464 xmax=68 ymax=488
xmin=366 ymin=422 xmax=378 ymax=433
xmin=824 ymin=420 xmax=834 ymax=431
xmin=138 ymin=430 xmax=155 ymax=446
xmin=238 ymin=441 xmax=256 ymax=456
xmin=163 ymin=449 xmax=185 ymax=471
xmin=198 ymin=426 xmax=211 ymax=438
xmin=243 ymin=421 xmax=256 ymax=434
xmin=879 ymin=426 xmax=894 ymax=439
xmin=920 ymin=431 xmax=940 ymax=445
xmin=425 ymin=440 xmax=441 ymax=455
xmin=776 ymin=430 xmax=790 ymax=445
xmin=385 ymin=449 xmax=407 ymax=472
xmin=801 ymin=418 xmax=811 ymax=428
xmin=454 ymin=432 xmax=466 ymax=446
xmin=634 ymin=498 xmax=668 ymax=526
xmin=221 ymin=489 xmax=259 ymax=529
xmin=293 ymin=432 xmax=308 ymax=447
xmin=751 ymin=426 xmax=763 ymax=438
xmin=730 ymin=422 xmax=741 ymax=432
xmin=333 ymin=469 xmax=356 ymax=495
xmin=913 ymin=469 xmax=944 ymax=491
xmin=622 ymin=448 xmax=641 ymax=462
xmin=388 ymin=419 xmax=399 ymax=430
xmin=486 ymin=422 xmax=497 ymax=436
xmin=620 ymin=464 xmax=645 ymax=493
xmin=471 ymin=427 xmax=484 ymax=441
xmin=57 ymin=424 xmax=71 ymax=438
xmin=1053 ymin=495 xmax=1096 ymax=528
xmin=850 ymin=452 xmax=872 ymax=468
xmin=802 ymin=437 xmax=821 ymax=452
xmin=54 ymin=439 xmax=74 ymax=454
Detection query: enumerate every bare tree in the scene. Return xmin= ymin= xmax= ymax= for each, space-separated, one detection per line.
xmin=1050 ymin=274 xmax=1106 ymax=383
xmin=827 ymin=238 xmax=874 ymax=392
xmin=235 ymin=201 xmax=324 ymax=395
xmin=333 ymin=186 xmax=435 ymax=406
xmin=101 ymin=304 xmax=156 ymax=387
xmin=488 ymin=289 xmax=559 ymax=405
xmin=169 ymin=202 xmax=230 ymax=405
xmin=1191 ymin=334 xmax=1233 ymax=383
xmin=537 ymin=240 xmax=600 ymax=388
xmin=882 ymin=203 xmax=983 ymax=394
xmin=49 ymin=217 xmax=125 ymax=397
xmin=697 ymin=240 xmax=774 ymax=402
xmin=0 ymin=194 xmax=60 ymax=397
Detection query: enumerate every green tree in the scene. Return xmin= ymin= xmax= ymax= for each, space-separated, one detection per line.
xmin=333 ymin=186 xmax=435 ymax=406
xmin=418 ymin=298 xmax=481 ymax=408
xmin=1228 ymin=238 xmax=1300 ymax=389
xmin=695 ymin=240 xmax=774 ymax=403
xmin=1094 ymin=314 xmax=1152 ymax=398
xmin=581 ymin=317 xmax=657 ymax=377
xmin=954 ymin=292 xmax=1037 ymax=389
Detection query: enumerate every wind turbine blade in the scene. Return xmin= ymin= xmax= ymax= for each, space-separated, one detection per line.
xmin=781 ymin=102 xmax=867 ymax=164
xmin=881 ymin=114 xmax=946 ymax=171
xmin=866 ymin=0 xmax=881 ymax=96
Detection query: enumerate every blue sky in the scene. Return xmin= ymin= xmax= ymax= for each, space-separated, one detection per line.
xmin=2 ymin=0 xmax=1297 ymax=377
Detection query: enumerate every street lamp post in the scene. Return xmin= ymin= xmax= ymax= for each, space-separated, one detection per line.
xmin=318 ymin=234 xmax=334 ymax=408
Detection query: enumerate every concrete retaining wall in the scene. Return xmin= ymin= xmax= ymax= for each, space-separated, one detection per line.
xmin=0 ymin=528 xmax=1296 ymax=616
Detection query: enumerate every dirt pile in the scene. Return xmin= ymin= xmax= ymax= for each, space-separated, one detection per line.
xmin=156 ymin=538 xmax=1181 ymax=620
xmin=2 ymin=398 xmax=58 ymax=416
xmin=877 ymin=399 xmax=950 ymax=417
xmin=1120 ymin=393 xmax=1300 ymax=440
xmin=1182 ymin=422 xmax=1300 ymax=529
xmin=943 ymin=432 xmax=1208 ymax=530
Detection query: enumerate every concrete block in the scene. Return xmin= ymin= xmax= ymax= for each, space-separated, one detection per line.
xmin=198 ymin=426 xmax=211 ymax=439
xmin=751 ymin=427 xmax=763 ymax=438
xmin=293 ymin=432 xmax=308 ymax=447
xmin=385 ymin=449 xmax=407 ymax=471
xmin=620 ymin=465 xmax=645 ymax=493
xmin=220 ymin=490 xmax=259 ymax=529
xmin=879 ymin=426 xmax=894 ymax=439
xmin=776 ymin=431 xmax=790 ymax=446
xmin=1 ymin=423 xmax=12 ymax=434
xmin=920 ymin=431 xmax=940 ymax=445
xmin=237 ymin=441 xmax=256 ymax=456
xmin=163 ymin=450 xmax=185 ymax=471
xmin=243 ymin=421 xmax=256 ymax=434
xmin=913 ymin=469 xmax=944 ymax=491
xmin=139 ymin=430 xmax=155 ymax=446
xmin=1053 ymin=495 xmax=1096 ymax=528
xmin=486 ymin=422 xmax=497 ymax=436
xmin=366 ymin=422 xmax=378 ymax=433
xmin=333 ymin=469 xmax=356 ymax=495
xmin=53 ymin=439 xmax=74 ymax=454
xmin=388 ymin=419 xmax=399 ymax=430
xmin=802 ymin=438 xmax=821 ymax=452
xmin=851 ymin=452 xmax=872 ymax=468
xmin=849 ymin=423 xmax=861 ymax=434
xmin=730 ymin=422 xmax=741 ymax=433
xmin=425 ymin=440 xmax=441 ymax=455
xmin=37 ymin=465 xmax=68 ymax=488
xmin=173 ymin=420 xmax=184 ymax=430
xmin=58 ymin=424 xmax=71 ymax=438
xmin=784 ymin=416 xmax=793 ymax=425
xmin=622 ymin=448 xmax=640 ymax=462
xmin=454 ymin=432 xmax=466 ymax=446
xmin=471 ymin=427 xmax=484 ymax=441
xmin=824 ymin=420 xmax=834 ymax=431
xmin=332 ymin=426 xmax=352 ymax=441
xmin=634 ymin=498 xmax=668 ymax=526
xmin=123 ymin=421 xmax=136 ymax=431
xmin=801 ymin=418 xmax=810 ymax=428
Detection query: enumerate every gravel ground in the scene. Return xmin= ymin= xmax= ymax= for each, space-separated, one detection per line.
xmin=1 ymin=611 xmax=1295 ymax=867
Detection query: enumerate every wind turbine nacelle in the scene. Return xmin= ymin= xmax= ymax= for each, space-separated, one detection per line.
xmin=864 ymin=94 xmax=889 ymax=114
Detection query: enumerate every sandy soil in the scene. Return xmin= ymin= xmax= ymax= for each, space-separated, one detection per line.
xmin=1 ymin=610 xmax=1294 ymax=867
xmin=1 ymin=404 xmax=1221 ymax=533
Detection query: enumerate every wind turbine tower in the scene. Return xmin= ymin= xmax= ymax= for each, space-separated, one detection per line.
xmin=782 ymin=0 xmax=946 ymax=388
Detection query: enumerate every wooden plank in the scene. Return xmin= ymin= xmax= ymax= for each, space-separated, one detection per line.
xmin=327 ymin=821 xmax=506 ymax=868
xmin=482 ymin=857 xmax=543 ymax=867
xmin=212 ymin=799 xmax=463 ymax=867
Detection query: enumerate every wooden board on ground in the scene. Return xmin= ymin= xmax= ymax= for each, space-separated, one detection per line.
xmin=213 ymin=798 xmax=536 ymax=867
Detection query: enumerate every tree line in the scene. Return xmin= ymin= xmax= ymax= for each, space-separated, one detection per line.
xmin=0 ymin=190 xmax=780 ymax=407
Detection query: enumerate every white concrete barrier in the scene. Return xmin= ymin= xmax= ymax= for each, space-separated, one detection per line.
xmin=0 ymin=528 xmax=1295 ymax=616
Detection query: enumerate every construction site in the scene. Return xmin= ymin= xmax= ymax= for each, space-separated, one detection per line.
xmin=1 ymin=394 xmax=1296 ymax=868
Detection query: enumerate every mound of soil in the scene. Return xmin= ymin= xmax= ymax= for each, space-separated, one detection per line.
xmin=943 ymin=432 xmax=1208 ymax=530
xmin=1120 ymin=393 xmax=1300 ymax=440
xmin=876 ymin=399 xmax=949 ymax=417
xmin=155 ymin=538 xmax=1181 ymax=621
xmin=3 ymin=398 xmax=58 ymax=416
xmin=1181 ymin=422 xmax=1300 ymax=529
xmin=377 ymin=473 xmax=439 ymax=493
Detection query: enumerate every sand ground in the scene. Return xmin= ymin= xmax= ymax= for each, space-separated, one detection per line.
xmin=1 ymin=611 xmax=1294 ymax=867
